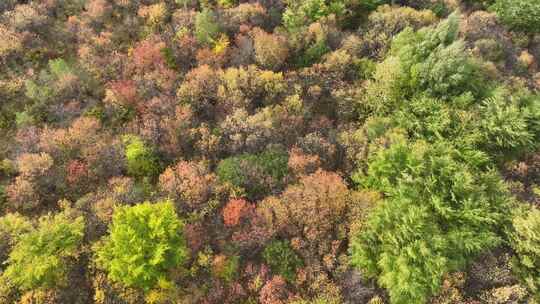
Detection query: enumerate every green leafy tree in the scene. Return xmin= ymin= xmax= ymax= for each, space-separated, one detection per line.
xmin=194 ymin=8 xmax=221 ymax=46
xmin=510 ymin=207 xmax=540 ymax=300
xmin=296 ymin=38 xmax=330 ymax=67
xmin=389 ymin=88 xmax=539 ymax=158
xmin=22 ymin=59 xmax=68 ymax=123
xmin=491 ymin=0 xmax=540 ymax=33
xmin=216 ymin=149 xmax=289 ymax=200
xmin=48 ymin=58 xmax=74 ymax=78
xmin=123 ymin=135 xmax=160 ymax=179
xmin=362 ymin=13 xmax=488 ymax=115
xmin=0 ymin=213 xmax=32 ymax=262
xmin=283 ymin=0 xmax=346 ymax=33
xmin=350 ymin=139 xmax=510 ymax=304
xmin=2 ymin=210 xmax=84 ymax=291
xmin=95 ymin=201 xmax=188 ymax=291
xmin=263 ymin=240 xmax=303 ymax=282
xmin=478 ymin=89 xmax=538 ymax=155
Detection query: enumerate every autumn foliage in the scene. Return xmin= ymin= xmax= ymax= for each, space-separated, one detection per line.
xmin=0 ymin=1 xmax=539 ymax=303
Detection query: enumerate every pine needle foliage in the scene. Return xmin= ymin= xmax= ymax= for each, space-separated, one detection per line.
xmin=510 ymin=207 xmax=540 ymax=300
xmin=350 ymin=139 xmax=511 ymax=304
xmin=95 ymin=201 xmax=188 ymax=291
xmin=2 ymin=211 xmax=84 ymax=291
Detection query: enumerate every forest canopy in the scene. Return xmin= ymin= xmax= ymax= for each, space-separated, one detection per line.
xmin=0 ymin=0 xmax=539 ymax=303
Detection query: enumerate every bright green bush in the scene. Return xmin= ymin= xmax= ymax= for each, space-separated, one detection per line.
xmin=123 ymin=135 xmax=160 ymax=179
xmin=510 ymin=207 xmax=540 ymax=299
xmin=263 ymin=240 xmax=303 ymax=282
xmin=95 ymin=201 xmax=188 ymax=291
xmin=2 ymin=211 xmax=84 ymax=291
xmin=491 ymin=0 xmax=540 ymax=33
xmin=350 ymin=139 xmax=510 ymax=304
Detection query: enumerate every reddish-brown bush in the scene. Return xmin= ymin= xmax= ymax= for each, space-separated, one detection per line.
xmin=259 ymin=276 xmax=290 ymax=304
xmin=287 ymin=148 xmax=321 ymax=177
xmin=106 ymin=80 xmax=139 ymax=107
xmin=159 ymin=161 xmax=216 ymax=209
xmin=66 ymin=159 xmax=88 ymax=184
xmin=222 ymin=198 xmax=253 ymax=227
xmin=131 ymin=38 xmax=167 ymax=71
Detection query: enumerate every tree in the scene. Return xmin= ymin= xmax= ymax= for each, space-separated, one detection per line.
xmin=0 ymin=213 xmax=32 ymax=263
xmin=289 ymin=296 xmax=341 ymax=304
xmin=282 ymin=0 xmax=346 ymax=33
xmin=388 ymin=86 xmax=539 ymax=160
xmin=477 ymin=89 xmax=539 ymax=156
xmin=350 ymin=140 xmax=510 ymax=304
xmin=194 ymin=9 xmax=221 ymax=46
xmin=222 ymin=198 xmax=253 ymax=227
xmin=252 ymin=28 xmax=289 ymax=70
xmin=105 ymin=80 xmax=139 ymax=108
xmin=359 ymin=5 xmax=437 ymax=59
xmin=510 ymin=207 xmax=540 ymax=300
xmin=0 ymin=25 xmax=22 ymax=60
xmin=85 ymin=0 xmax=112 ymax=21
xmin=95 ymin=201 xmax=188 ymax=291
xmin=216 ymin=149 xmax=289 ymax=200
xmin=273 ymin=170 xmax=349 ymax=243
xmin=362 ymin=13 xmax=487 ymax=115
xmin=287 ymin=147 xmax=321 ymax=177
xmin=212 ymin=254 xmax=240 ymax=282
xmin=491 ymin=0 xmax=540 ymax=33
xmin=2 ymin=210 xmax=84 ymax=291
xmin=176 ymin=64 xmax=220 ymax=118
xmin=138 ymin=3 xmax=168 ymax=30
xmin=6 ymin=152 xmax=55 ymax=212
xmin=4 ymin=4 xmax=48 ymax=33
xmin=131 ymin=38 xmax=168 ymax=72
xmin=220 ymin=3 xmax=267 ymax=33
xmin=15 ymin=152 xmax=53 ymax=178
xmin=123 ymin=135 xmax=160 ymax=179
xmin=219 ymin=104 xmax=301 ymax=154
xmin=259 ymin=276 xmax=291 ymax=304
xmin=262 ymin=240 xmax=303 ymax=282
xmin=5 ymin=176 xmax=40 ymax=211
xmin=159 ymin=161 xmax=216 ymax=210
xmin=256 ymin=169 xmax=350 ymax=279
